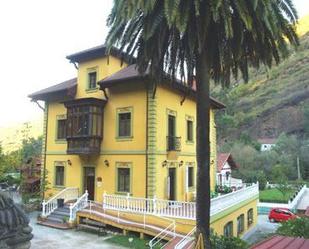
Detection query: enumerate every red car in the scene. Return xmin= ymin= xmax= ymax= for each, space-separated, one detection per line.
xmin=268 ymin=208 xmax=297 ymax=222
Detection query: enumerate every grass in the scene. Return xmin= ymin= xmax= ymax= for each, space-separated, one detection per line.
xmin=105 ymin=233 xmax=162 ymax=249
xmin=259 ymin=188 xmax=295 ymax=203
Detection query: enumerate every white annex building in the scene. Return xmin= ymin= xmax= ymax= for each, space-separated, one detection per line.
xmin=258 ymin=138 xmax=277 ymax=152
xmin=216 ymin=153 xmax=242 ymax=189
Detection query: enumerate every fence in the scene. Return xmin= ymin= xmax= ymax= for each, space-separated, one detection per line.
xmin=103 ymin=183 xmax=259 ymax=220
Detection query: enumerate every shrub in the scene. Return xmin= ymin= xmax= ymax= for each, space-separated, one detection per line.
xmin=210 ymin=234 xmax=249 ymax=249
xmin=276 ymin=217 xmax=309 ymax=238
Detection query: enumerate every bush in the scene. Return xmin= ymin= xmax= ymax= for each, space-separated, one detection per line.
xmin=276 ymin=217 xmax=309 ymax=238
xmin=210 ymin=234 xmax=249 ymax=249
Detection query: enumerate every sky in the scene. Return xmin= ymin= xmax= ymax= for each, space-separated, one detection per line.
xmin=0 ymin=0 xmax=308 ymax=128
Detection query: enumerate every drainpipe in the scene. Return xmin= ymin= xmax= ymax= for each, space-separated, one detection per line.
xmin=41 ymin=102 xmax=49 ymax=201
xmin=145 ymin=82 xmax=149 ymax=198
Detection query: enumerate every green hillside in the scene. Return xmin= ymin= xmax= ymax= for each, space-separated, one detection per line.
xmin=213 ymin=15 xmax=309 ymax=142
xmin=0 ymin=120 xmax=43 ymax=154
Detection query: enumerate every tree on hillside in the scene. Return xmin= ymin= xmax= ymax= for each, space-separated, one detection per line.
xmin=20 ymin=136 xmax=42 ymax=163
xmin=105 ymin=0 xmax=298 ymax=246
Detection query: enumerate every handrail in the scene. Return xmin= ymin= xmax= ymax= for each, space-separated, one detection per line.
xmin=69 ymin=190 xmax=88 ymax=222
xmin=102 ymin=183 xmax=259 ymax=221
xmin=44 ymin=187 xmax=75 ymax=205
xmin=175 ymin=226 xmax=196 ymax=249
xmin=41 ymin=187 xmax=79 ymax=217
xmin=149 ymin=220 xmax=176 ymax=249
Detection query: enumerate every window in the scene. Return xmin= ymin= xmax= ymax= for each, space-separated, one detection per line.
xmin=247 ymin=208 xmax=253 ymax=227
xmin=237 ymin=214 xmax=245 ymax=235
xmin=88 ymin=71 xmax=97 ymax=89
xmin=117 ymin=168 xmax=130 ymax=192
xmin=226 ymin=171 xmax=230 ymax=181
xmin=55 ymin=165 xmax=65 ymax=186
xmin=57 ymin=119 xmax=66 ymax=140
xmin=187 ymin=120 xmax=193 ymax=142
xmin=224 ymin=221 xmax=233 ymax=237
xmin=118 ymin=112 xmax=131 ymax=137
xmin=188 ymin=167 xmax=194 ymax=187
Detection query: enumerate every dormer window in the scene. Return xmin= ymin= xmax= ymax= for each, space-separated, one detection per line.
xmin=88 ymin=71 xmax=97 ymax=89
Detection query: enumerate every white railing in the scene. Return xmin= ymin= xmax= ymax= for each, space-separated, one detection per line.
xmin=42 ymin=187 xmax=79 ymax=217
xmin=103 ymin=193 xmax=196 ymax=219
xmin=149 ymin=218 xmax=176 ymax=249
xmin=175 ymin=226 xmax=196 ymax=249
xmin=102 ymin=183 xmax=259 ymax=220
xmin=69 ymin=190 xmax=88 ymax=222
xmin=211 ymin=183 xmax=259 ymax=216
xmin=258 ymin=184 xmax=307 ymax=210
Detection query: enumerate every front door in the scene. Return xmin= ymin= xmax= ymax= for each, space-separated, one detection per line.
xmin=168 ymin=168 xmax=176 ymax=200
xmin=84 ymin=167 xmax=95 ymax=200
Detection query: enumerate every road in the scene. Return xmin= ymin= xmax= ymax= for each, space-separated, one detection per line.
xmin=28 ymin=212 xmax=124 ymax=249
xmin=243 ymin=215 xmax=279 ymax=245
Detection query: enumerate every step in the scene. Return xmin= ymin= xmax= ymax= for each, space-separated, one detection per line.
xmin=80 ymin=218 xmax=106 ymax=227
xmin=77 ymin=224 xmax=107 ymax=236
xmin=46 ymin=216 xmax=66 ymax=223
xmin=56 ymin=207 xmax=70 ymax=212
xmin=37 ymin=220 xmax=71 ymax=230
xmin=48 ymin=213 xmax=70 ymax=220
xmin=53 ymin=210 xmax=70 ymax=216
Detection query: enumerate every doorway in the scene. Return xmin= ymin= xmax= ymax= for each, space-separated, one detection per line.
xmin=168 ymin=168 xmax=176 ymax=200
xmin=168 ymin=115 xmax=176 ymax=150
xmin=84 ymin=167 xmax=95 ymax=200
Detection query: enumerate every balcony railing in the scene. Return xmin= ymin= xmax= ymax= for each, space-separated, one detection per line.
xmin=166 ymin=136 xmax=181 ymax=151
xmin=102 ymin=183 xmax=259 ymax=220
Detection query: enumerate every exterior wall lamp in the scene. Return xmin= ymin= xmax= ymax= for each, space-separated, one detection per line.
xmin=67 ymin=159 xmax=72 ymax=166
xmin=179 ymin=161 xmax=184 ymax=167
xmin=104 ymin=159 xmax=109 ymax=167
xmin=162 ymin=160 xmax=167 ymax=167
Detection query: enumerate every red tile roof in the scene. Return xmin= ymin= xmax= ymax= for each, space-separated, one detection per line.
xmin=98 ymin=64 xmax=225 ymax=109
xmin=217 ymin=153 xmax=238 ymax=172
xmin=66 ymin=45 xmax=133 ymax=64
xmin=29 ymin=78 xmax=77 ymax=101
xmin=251 ymin=235 xmax=309 ymax=249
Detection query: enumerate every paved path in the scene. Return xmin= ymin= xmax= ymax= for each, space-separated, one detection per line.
xmin=28 ymin=212 xmax=124 ymax=249
xmin=243 ymin=215 xmax=279 ymax=246
xmin=297 ymin=188 xmax=309 ymax=210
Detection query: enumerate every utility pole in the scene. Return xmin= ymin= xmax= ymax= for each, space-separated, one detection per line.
xmin=297 ymin=156 xmax=301 ymax=180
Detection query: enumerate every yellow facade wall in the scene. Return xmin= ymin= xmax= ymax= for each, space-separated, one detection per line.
xmin=44 ymin=55 xmax=218 ymax=203
xmin=154 ymin=84 xmax=217 ymax=198
xmin=210 ymin=198 xmax=258 ymax=237
xmin=45 ymin=154 xmax=146 ymax=202
xmin=75 ymin=56 xmax=127 ymax=99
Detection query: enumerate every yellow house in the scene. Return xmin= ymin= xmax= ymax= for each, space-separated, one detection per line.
xmin=29 ymin=45 xmax=258 ymax=243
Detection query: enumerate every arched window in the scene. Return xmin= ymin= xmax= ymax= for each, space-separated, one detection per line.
xmin=247 ymin=208 xmax=254 ymax=227
xmin=237 ymin=214 xmax=245 ymax=236
xmin=224 ymin=221 xmax=233 ymax=237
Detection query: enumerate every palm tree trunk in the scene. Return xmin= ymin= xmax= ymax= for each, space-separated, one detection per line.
xmin=196 ymin=50 xmax=211 ymax=248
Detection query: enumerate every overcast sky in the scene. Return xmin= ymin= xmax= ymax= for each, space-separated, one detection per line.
xmin=0 ymin=0 xmax=308 ymax=127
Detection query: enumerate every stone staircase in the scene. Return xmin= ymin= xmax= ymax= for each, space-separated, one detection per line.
xmin=38 ymin=203 xmax=71 ymax=229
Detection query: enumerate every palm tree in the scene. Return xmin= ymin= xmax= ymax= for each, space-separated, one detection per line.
xmin=105 ymin=0 xmax=298 ymax=247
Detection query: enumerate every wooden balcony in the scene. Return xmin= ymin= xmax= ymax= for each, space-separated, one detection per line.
xmin=64 ymin=98 xmax=106 ymax=155
xmin=67 ymin=136 xmax=102 ymax=155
